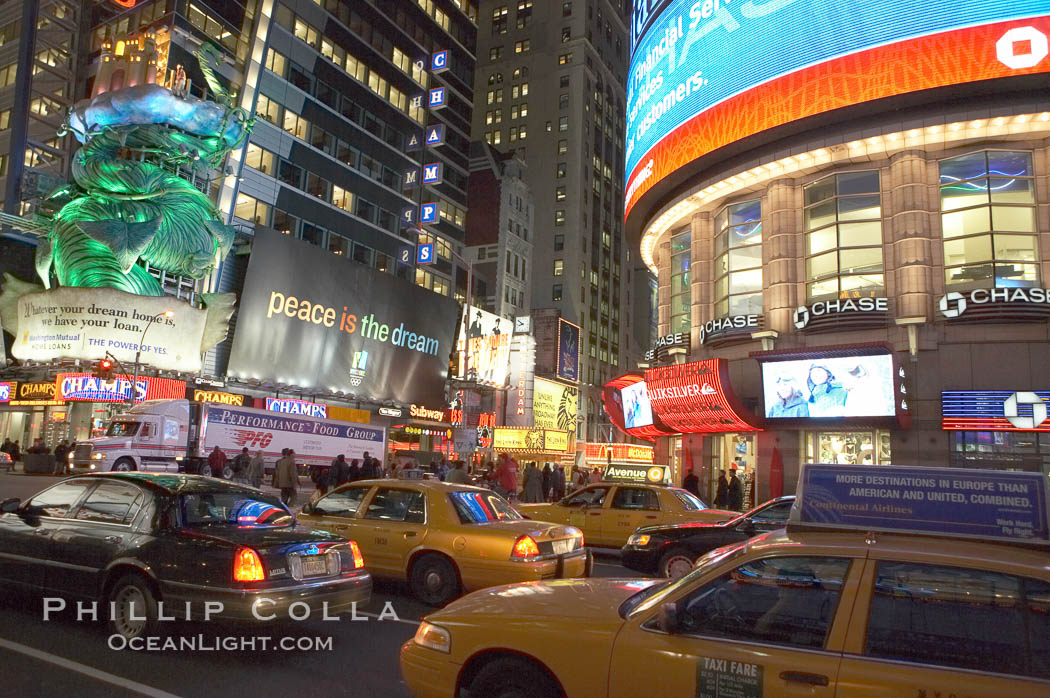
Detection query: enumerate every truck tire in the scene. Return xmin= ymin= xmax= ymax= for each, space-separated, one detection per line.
xmin=111 ymin=457 xmax=136 ymax=472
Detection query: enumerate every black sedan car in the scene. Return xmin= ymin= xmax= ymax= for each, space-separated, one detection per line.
xmin=620 ymin=495 xmax=796 ymax=578
xmin=0 ymin=473 xmax=371 ymax=640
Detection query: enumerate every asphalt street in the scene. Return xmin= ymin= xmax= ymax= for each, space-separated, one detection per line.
xmin=0 ymin=470 xmax=643 ymax=698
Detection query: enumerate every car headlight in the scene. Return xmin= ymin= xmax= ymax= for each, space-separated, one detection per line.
xmin=92 ymin=453 xmax=106 ymax=460
xmin=627 ymin=533 xmax=651 ymax=547
xmin=413 ymin=621 xmax=451 ymax=653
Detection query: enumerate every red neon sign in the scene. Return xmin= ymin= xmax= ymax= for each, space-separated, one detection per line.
xmin=603 ymin=374 xmax=675 ymax=441
xmin=643 ymin=360 xmax=761 ymax=433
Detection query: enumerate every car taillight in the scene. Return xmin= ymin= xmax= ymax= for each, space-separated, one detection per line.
xmin=348 ymin=540 xmax=365 ymax=569
xmin=511 ymin=535 xmax=540 ymax=560
xmin=234 ymin=546 xmax=265 ymax=582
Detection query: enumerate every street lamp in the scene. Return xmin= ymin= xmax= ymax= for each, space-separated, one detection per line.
xmin=131 ymin=310 xmax=174 ymax=405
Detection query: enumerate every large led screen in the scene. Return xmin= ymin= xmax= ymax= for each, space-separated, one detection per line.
xmin=625 ymin=1 xmax=1050 ymax=216
xmin=762 ymin=354 xmax=895 ymax=419
xmin=621 ymin=380 xmax=654 ymax=429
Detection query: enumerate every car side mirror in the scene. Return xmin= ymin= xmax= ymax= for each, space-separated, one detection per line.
xmin=737 ymin=518 xmax=756 ymax=534
xmin=1 ymin=498 xmax=21 ymax=514
xmin=301 ymin=503 xmax=313 ymax=515
xmin=657 ymin=602 xmax=679 ymax=633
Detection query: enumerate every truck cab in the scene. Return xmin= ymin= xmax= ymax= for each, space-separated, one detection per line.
xmin=71 ymin=399 xmax=190 ymax=473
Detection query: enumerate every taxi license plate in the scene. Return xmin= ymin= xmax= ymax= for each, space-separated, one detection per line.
xmin=300 ymin=556 xmax=328 ymax=577
xmin=552 ymin=539 xmax=574 ymax=555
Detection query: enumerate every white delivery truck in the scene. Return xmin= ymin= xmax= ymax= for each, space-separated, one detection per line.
xmin=70 ymin=399 xmax=386 ymax=478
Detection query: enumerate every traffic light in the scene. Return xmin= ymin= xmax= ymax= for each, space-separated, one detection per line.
xmin=94 ymin=358 xmax=114 ymax=380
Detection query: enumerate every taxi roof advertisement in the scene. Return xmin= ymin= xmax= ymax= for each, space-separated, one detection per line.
xmin=227 ymin=228 xmax=459 ymax=406
xmin=625 ymin=0 xmax=1050 ymax=216
xmin=796 ymin=464 xmax=1050 ymax=545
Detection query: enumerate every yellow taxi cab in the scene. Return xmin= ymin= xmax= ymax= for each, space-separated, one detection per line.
xmin=401 ymin=464 xmax=1050 ymax=697
xmin=517 ymin=482 xmax=735 ymax=548
xmin=298 ymin=478 xmax=590 ymax=605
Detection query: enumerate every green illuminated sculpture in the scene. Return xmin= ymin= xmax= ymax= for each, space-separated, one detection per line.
xmin=3 ymin=43 xmax=254 ymax=297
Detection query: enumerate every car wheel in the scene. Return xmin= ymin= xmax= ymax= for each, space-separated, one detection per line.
xmin=469 ymin=657 xmax=562 ymax=698
xmin=409 ymin=553 xmax=459 ymax=606
xmin=111 ymin=457 xmax=136 ymax=472
xmin=108 ymin=574 xmax=158 ymax=641
xmin=659 ymin=547 xmax=696 ymax=579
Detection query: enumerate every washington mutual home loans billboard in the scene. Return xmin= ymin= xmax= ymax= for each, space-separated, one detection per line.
xmin=228 ymin=228 xmax=459 ymax=406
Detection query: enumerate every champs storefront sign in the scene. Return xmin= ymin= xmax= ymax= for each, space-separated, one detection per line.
xmin=7 ymin=381 xmax=64 ymax=406
xmin=643 ymin=359 xmax=762 ymax=433
xmin=56 ymin=373 xmax=185 ymax=403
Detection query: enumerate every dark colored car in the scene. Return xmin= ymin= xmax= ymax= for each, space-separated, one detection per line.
xmin=0 ymin=473 xmax=371 ymax=640
xmin=620 ymin=496 xmax=796 ymax=578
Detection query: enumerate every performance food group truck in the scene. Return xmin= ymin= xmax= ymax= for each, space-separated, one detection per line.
xmin=70 ymin=399 xmax=386 ymax=478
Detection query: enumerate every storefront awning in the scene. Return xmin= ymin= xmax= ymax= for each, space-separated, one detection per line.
xmin=604 ymin=359 xmax=762 ymax=438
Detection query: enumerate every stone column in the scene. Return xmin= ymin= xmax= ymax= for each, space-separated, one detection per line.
xmin=691 ymin=211 xmax=713 ymax=356
xmin=887 ymin=150 xmax=935 ymax=319
xmin=764 ymin=178 xmax=800 ymax=336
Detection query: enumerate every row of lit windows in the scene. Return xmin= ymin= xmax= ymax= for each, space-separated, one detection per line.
xmin=692 ymin=150 xmax=1040 ymax=321
xmin=275 ymin=10 xmax=424 ymax=123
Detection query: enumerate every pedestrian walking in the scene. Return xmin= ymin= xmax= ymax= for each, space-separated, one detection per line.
xmin=552 ymin=465 xmax=566 ymax=500
xmin=542 ymin=464 xmax=552 ymax=501
xmin=231 ymin=447 xmax=251 ymax=484
xmin=445 ymin=460 xmax=471 ymax=484
xmin=348 ymin=458 xmax=361 ymax=481
xmin=52 ymin=439 xmax=70 ymax=475
xmin=330 ymin=454 xmax=349 ymax=488
xmin=247 ymin=450 xmax=265 ymax=488
xmin=523 ymin=463 xmax=543 ymax=503
xmin=274 ymin=449 xmax=300 ymax=506
xmin=683 ymin=468 xmax=700 ymax=497
xmin=208 ymin=445 xmax=227 ymax=478
xmin=714 ymin=469 xmax=730 ymax=508
xmin=728 ymin=467 xmax=744 ymax=511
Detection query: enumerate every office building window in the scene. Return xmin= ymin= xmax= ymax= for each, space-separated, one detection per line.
xmin=940 ymin=150 xmax=1038 ymax=290
xmin=553 ymin=260 xmax=564 ymax=276
xmin=558 ymin=53 xmax=573 ymax=65
xmin=553 ymin=284 xmax=563 ymax=301
xmin=714 ymin=199 xmax=762 ymax=317
xmin=233 ymin=193 xmax=269 ymax=225
xmin=514 ymin=40 xmax=530 ymax=54
xmin=555 ymin=234 xmax=564 ymax=251
xmin=490 ymin=46 xmax=503 ymax=61
xmin=243 ymin=143 xmax=274 ymax=174
xmin=804 ymin=171 xmax=883 ymax=300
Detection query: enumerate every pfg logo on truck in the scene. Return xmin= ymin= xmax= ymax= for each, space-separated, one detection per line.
xmin=231 ymin=430 xmax=273 ymax=448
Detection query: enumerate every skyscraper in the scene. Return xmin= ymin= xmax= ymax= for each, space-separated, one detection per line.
xmin=471 ymin=0 xmax=632 ymax=443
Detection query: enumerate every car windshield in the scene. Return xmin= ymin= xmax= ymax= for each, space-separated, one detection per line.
xmin=106 ymin=421 xmax=140 ymax=437
xmin=670 ymin=488 xmax=708 ymax=511
xmin=449 ymin=490 xmax=523 ymax=523
xmin=180 ymin=492 xmax=294 ymax=527
xmin=619 ymin=542 xmax=749 ymax=618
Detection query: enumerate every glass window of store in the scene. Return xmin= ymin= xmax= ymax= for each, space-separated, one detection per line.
xmin=949 ymin=431 xmax=1050 ymax=476
xmin=714 ymin=200 xmax=762 ymax=316
xmin=804 ymin=430 xmax=891 ymax=465
xmin=669 ymin=226 xmax=691 ymax=335
xmin=939 ymin=150 xmax=1038 ymax=290
xmin=804 ymin=171 xmax=883 ymax=300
